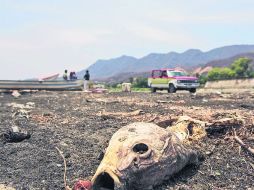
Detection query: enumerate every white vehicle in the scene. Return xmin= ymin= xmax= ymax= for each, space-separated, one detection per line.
xmin=148 ymin=69 xmax=200 ymax=93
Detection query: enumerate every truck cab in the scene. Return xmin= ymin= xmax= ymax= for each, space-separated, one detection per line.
xmin=148 ymin=69 xmax=199 ymax=93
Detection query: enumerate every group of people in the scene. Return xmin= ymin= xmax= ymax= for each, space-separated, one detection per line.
xmin=63 ymin=70 xmax=78 ymax=80
xmin=63 ymin=69 xmax=90 ymax=90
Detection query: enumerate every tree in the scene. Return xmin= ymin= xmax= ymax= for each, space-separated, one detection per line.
xmin=219 ymin=67 xmax=236 ymax=79
xmin=230 ymin=57 xmax=252 ymax=78
xmin=198 ymin=74 xmax=207 ymax=84
xmin=207 ymin=67 xmax=236 ymax=81
xmin=129 ymin=77 xmax=134 ymax=83
xmin=133 ymin=77 xmax=148 ymax=88
xmin=207 ymin=68 xmax=223 ymax=81
xmin=249 ymin=71 xmax=254 ymax=78
xmin=207 ymin=57 xmax=253 ymax=81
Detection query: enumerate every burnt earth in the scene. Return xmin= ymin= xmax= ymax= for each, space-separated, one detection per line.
xmin=0 ymin=91 xmax=253 ymax=190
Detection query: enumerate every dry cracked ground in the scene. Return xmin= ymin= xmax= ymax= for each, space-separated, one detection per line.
xmin=0 ymin=90 xmax=254 ymax=190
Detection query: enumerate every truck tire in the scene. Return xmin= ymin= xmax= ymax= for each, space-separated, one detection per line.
xmin=189 ymin=88 xmax=196 ymax=93
xmin=168 ymin=84 xmax=176 ymax=93
xmin=151 ymin=87 xmax=156 ymax=93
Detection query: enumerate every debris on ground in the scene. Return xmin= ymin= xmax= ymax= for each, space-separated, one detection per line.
xmin=6 ymin=102 xmax=35 ymax=109
xmin=240 ymin=104 xmax=254 ymax=110
xmin=91 ymin=88 xmax=108 ymax=93
xmin=73 ymin=180 xmax=92 ymax=190
xmin=100 ymin=109 xmax=144 ymax=117
xmin=2 ymin=126 xmax=31 ymax=143
xmin=233 ymin=130 xmax=254 ymax=155
xmin=11 ymin=90 xmax=21 ymax=98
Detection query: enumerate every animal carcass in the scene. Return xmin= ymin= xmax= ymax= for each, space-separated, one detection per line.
xmin=92 ymin=121 xmax=199 ymax=190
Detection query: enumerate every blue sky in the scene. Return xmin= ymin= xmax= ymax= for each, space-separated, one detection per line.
xmin=0 ymin=0 xmax=254 ymax=79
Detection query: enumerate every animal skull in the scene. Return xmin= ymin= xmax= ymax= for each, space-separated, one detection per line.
xmin=92 ymin=122 xmax=199 ymax=190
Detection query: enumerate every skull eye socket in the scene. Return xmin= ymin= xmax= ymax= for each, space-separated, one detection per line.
xmin=133 ymin=143 xmax=148 ymax=154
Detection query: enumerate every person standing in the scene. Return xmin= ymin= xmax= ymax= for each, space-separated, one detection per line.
xmin=72 ymin=72 xmax=77 ymax=80
xmin=83 ymin=70 xmax=90 ymax=90
xmin=63 ymin=70 xmax=68 ymax=80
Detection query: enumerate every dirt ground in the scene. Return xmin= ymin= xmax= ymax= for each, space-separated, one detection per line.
xmin=0 ymin=90 xmax=254 ymax=190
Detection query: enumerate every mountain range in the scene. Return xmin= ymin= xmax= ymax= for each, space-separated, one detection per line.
xmin=78 ymin=45 xmax=254 ymax=81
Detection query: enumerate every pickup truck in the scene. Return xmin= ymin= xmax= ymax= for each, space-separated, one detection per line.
xmin=148 ymin=69 xmax=199 ymax=93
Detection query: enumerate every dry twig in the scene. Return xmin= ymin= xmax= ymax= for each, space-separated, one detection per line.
xmin=148 ymin=115 xmax=158 ymax=122
xmin=101 ymin=109 xmax=143 ymax=117
xmin=233 ymin=130 xmax=254 ymax=155
xmin=55 ymin=147 xmax=71 ymax=190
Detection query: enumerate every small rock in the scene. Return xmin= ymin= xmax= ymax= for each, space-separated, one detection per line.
xmin=11 ymin=126 xmax=20 ymax=133
xmin=205 ymin=151 xmax=212 ymax=156
xmin=215 ymin=91 xmax=222 ymax=95
xmin=61 ymin=119 xmax=69 ymax=124
xmin=59 ymin=141 xmax=68 ymax=147
xmin=215 ymin=170 xmax=221 ymax=176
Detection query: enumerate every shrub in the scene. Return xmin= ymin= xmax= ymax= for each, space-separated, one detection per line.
xmin=133 ymin=77 xmax=148 ymax=88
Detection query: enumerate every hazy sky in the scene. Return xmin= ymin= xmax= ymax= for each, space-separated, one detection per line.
xmin=1 ymin=0 xmax=254 ymax=79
